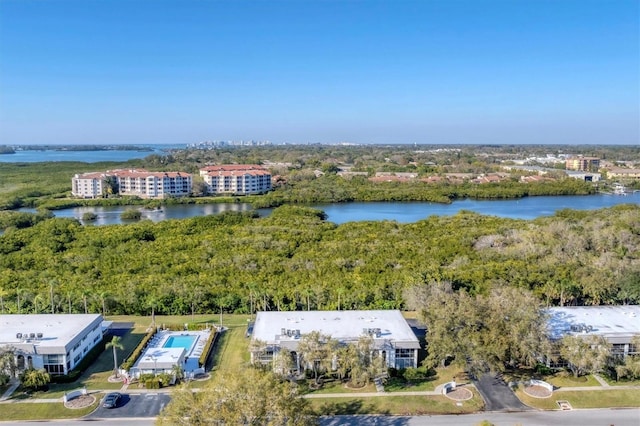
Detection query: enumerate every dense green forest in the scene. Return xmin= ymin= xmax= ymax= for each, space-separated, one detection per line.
xmin=0 ymin=204 xmax=638 ymax=316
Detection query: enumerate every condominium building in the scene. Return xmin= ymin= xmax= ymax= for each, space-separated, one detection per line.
xmin=0 ymin=314 xmax=104 ymax=375
xmin=547 ymin=305 xmax=640 ymax=359
xmin=72 ymin=169 xmax=192 ymax=199
xmin=71 ymin=172 xmax=108 ymax=198
xmin=565 ymin=156 xmax=600 ymax=172
xmin=199 ymin=165 xmax=272 ymax=195
xmin=250 ymin=310 xmax=420 ymax=371
xmin=116 ymin=170 xmax=192 ymax=198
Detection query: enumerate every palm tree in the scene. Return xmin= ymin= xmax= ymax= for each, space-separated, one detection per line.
xmin=0 ymin=287 xmax=7 ymax=314
xmin=106 ymin=336 xmax=124 ymax=378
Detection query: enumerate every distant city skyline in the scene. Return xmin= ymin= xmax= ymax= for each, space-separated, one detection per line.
xmin=0 ymin=0 xmax=638 ymax=145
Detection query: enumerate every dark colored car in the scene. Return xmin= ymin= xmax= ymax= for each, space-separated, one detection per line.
xmin=102 ymin=392 xmax=121 ymax=408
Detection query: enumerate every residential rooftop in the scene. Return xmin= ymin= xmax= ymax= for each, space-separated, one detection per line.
xmin=547 ymin=305 xmax=640 ymax=340
xmin=0 ymin=314 xmax=103 ymax=347
xmin=252 ymin=310 xmax=419 ymax=348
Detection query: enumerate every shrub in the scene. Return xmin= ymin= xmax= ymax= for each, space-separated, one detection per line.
xmin=121 ymin=209 xmax=142 ymax=220
xmin=198 ymin=330 xmax=218 ymax=367
xmin=534 ymin=363 xmax=554 ymax=376
xmin=82 ymin=212 xmax=98 ymax=221
xmin=403 ymin=367 xmax=430 ymax=381
xmin=121 ymin=328 xmax=157 ymax=371
xmin=145 ymin=378 xmax=160 ymax=389
xmin=157 ymin=373 xmax=172 ymax=387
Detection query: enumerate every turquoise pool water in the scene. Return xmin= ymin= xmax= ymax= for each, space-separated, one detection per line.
xmin=163 ymin=335 xmax=197 ymax=350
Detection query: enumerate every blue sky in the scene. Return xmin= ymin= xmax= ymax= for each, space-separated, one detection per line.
xmin=0 ymin=0 xmax=638 ymax=145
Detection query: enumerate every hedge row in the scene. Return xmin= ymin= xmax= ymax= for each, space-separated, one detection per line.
xmin=198 ymin=329 xmax=218 ymax=367
xmin=121 ymin=327 xmax=157 ymax=371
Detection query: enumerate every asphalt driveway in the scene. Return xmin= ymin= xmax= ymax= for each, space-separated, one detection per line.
xmin=88 ymin=393 xmax=171 ymax=418
xmin=474 ymin=372 xmax=531 ymax=412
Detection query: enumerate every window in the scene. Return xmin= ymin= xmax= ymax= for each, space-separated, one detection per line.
xmin=394 ymin=348 xmax=415 ymax=369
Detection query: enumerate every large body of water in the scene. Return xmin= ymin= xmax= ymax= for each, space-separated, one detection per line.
xmin=5 ymin=147 xmax=639 ymax=224
xmin=0 ymin=144 xmax=186 ymax=163
xmin=30 ymin=192 xmax=640 ymax=225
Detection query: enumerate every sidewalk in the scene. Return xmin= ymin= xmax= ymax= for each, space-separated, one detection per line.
xmin=0 ymin=379 xmax=20 ymax=402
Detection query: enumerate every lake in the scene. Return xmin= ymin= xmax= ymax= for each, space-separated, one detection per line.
xmin=27 ymin=192 xmax=640 ymax=226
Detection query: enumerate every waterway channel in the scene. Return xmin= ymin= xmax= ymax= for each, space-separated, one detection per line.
xmin=27 ymin=192 xmax=640 ymax=226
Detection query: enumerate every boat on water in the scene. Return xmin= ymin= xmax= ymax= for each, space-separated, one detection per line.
xmin=613 ymin=183 xmax=628 ymax=195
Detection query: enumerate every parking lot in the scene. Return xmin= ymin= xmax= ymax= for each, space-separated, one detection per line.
xmin=88 ymin=393 xmax=171 ymax=418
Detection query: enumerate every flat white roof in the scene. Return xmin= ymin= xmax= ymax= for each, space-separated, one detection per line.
xmin=252 ymin=310 xmax=419 ymax=348
xmin=0 ymin=314 xmax=103 ymax=348
xmin=547 ymin=305 xmax=640 ymax=340
xmin=137 ymin=347 xmax=186 ymax=370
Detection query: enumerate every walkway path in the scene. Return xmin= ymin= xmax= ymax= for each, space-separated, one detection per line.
xmin=1 ymin=376 xmax=639 ymax=404
xmin=0 ymin=380 xmax=20 ymax=403
xmin=592 ymin=374 xmax=610 ymax=387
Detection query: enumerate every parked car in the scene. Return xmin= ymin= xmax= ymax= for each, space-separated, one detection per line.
xmin=103 ymin=392 xmax=121 ymax=408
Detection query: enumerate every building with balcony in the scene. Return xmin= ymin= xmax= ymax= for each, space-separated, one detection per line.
xmin=72 ymin=169 xmax=192 ymax=199
xmin=0 ymin=314 xmax=104 ymax=376
xmin=116 ymin=170 xmax=192 ymax=198
xmin=565 ymin=156 xmax=600 ymax=172
xmin=199 ymin=165 xmax=272 ymax=195
xmin=249 ymin=310 xmax=420 ymax=371
xmin=71 ymin=172 xmax=108 ymax=198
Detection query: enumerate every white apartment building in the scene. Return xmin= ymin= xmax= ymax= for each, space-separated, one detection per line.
xmin=71 ymin=172 xmax=107 ymax=198
xmin=250 ymin=310 xmax=420 ymax=371
xmin=0 ymin=314 xmax=104 ymax=375
xmin=72 ymin=169 xmax=192 ymax=199
xmin=116 ymin=170 xmax=192 ymax=198
xmin=547 ymin=305 xmax=640 ymax=358
xmin=199 ymin=165 xmax=272 ymax=195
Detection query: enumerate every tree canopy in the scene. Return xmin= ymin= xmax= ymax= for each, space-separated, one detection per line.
xmin=157 ymin=368 xmax=314 ymax=426
xmin=0 ymin=204 xmax=637 ymax=318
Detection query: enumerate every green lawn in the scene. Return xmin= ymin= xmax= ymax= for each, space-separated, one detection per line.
xmin=502 ymin=368 xmax=600 ymax=389
xmin=308 ymin=393 xmax=484 ymax=415
xmin=386 ymin=365 xmax=467 ymax=393
xmin=545 ymin=373 xmax=600 ymax=388
xmin=0 ymin=400 xmax=99 ymax=420
xmin=516 ymin=386 xmax=640 ymax=410
xmin=600 ymin=375 xmax=640 ymax=387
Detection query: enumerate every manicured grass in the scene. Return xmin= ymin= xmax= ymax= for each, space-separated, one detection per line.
xmin=211 ymin=326 xmax=251 ymax=372
xmin=600 ymin=375 xmax=640 ymax=387
xmin=301 ymin=379 xmax=378 ymax=395
xmin=0 ymin=400 xmax=99 ymax=420
xmin=502 ymin=367 xmax=599 ymax=388
xmin=386 ymin=365 xmax=467 ymax=393
xmin=545 ymin=373 xmax=600 ymax=388
xmin=308 ymin=393 xmax=484 ymax=415
xmin=516 ymin=387 xmax=640 ymax=410
xmin=106 ymin=314 xmax=251 ymax=329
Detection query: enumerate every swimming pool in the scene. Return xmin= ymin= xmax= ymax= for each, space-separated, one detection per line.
xmin=163 ymin=334 xmax=197 ymax=350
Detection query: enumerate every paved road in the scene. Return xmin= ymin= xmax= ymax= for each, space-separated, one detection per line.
xmin=319 ymin=409 xmax=640 ymax=425
xmin=473 ymin=372 xmax=530 ymax=411
xmin=88 ymin=393 xmax=171 ymax=419
xmin=0 ymin=409 xmax=638 ymax=426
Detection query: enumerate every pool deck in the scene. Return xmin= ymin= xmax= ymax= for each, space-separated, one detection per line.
xmin=134 ymin=329 xmax=211 ymax=373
